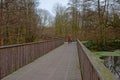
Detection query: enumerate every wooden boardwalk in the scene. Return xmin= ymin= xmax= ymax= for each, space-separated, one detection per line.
xmin=2 ymin=42 xmax=81 ymax=80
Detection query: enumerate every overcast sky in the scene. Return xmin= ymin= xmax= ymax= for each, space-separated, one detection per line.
xmin=36 ymin=0 xmax=69 ymax=15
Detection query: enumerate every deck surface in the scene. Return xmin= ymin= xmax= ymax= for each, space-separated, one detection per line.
xmin=2 ymin=42 xmax=81 ymax=80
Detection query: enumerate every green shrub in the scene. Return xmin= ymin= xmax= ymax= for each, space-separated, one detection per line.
xmin=97 ymin=44 xmax=108 ymax=51
xmin=84 ymin=38 xmax=120 ymax=51
xmin=84 ymin=40 xmax=97 ymax=50
xmin=107 ymin=38 xmax=120 ymax=49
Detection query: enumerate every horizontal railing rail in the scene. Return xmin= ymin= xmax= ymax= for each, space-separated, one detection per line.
xmin=77 ymin=39 xmax=115 ymax=80
xmin=0 ymin=38 xmax=64 ymax=79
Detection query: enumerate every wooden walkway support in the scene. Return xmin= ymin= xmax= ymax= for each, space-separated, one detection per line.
xmin=2 ymin=42 xmax=81 ymax=80
xmin=0 ymin=38 xmax=64 ymax=79
xmin=0 ymin=39 xmax=116 ymax=80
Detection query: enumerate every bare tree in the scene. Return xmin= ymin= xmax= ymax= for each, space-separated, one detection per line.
xmin=67 ymin=0 xmax=81 ymax=38
xmin=0 ymin=0 xmax=41 ymax=45
xmin=53 ymin=3 xmax=69 ymax=37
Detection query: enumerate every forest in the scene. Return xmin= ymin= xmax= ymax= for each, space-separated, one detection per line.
xmin=53 ymin=0 xmax=120 ymax=51
xmin=0 ymin=0 xmax=120 ymax=51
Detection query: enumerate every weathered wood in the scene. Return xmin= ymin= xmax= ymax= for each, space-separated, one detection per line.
xmin=77 ymin=39 xmax=115 ymax=80
xmin=0 ymin=38 xmax=64 ymax=79
xmin=2 ymin=42 xmax=81 ymax=80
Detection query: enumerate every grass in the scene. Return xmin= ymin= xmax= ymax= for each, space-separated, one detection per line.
xmin=93 ymin=50 xmax=120 ymax=62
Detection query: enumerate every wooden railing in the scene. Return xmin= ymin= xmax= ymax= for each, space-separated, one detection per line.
xmin=0 ymin=38 xmax=64 ymax=79
xmin=77 ymin=39 xmax=115 ymax=80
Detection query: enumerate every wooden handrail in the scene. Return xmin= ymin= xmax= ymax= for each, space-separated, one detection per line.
xmin=77 ymin=39 xmax=115 ymax=80
xmin=0 ymin=38 xmax=64 ymax=49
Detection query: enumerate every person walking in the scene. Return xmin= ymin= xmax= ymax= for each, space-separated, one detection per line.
xmin=68 ymin=35 xmax=71 ymax=44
